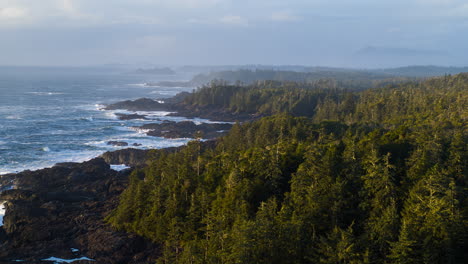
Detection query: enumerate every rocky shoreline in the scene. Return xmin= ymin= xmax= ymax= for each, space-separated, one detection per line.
xmin=136 ymin=120 xmax=232 ymax=139
xmin=0 ymin=88 xmax=246 ymax=262
xmin=0 ymin=91 xmax=236 ymax=262
xmin=104 ymin=95 xmax=254 ymax=122
xmin=0 ymin=138 xmax=219 ymax=263
xmin=0 ymin=157 xmax=159 ymax=263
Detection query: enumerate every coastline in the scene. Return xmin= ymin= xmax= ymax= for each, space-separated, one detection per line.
xmin=0 ymin=111 xmax=224 ymax=263
xmin=0 ymin=135 xmax=221 ymax=263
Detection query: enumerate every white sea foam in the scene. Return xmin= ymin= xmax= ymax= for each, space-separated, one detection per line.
xmin=0 ymin=149 xmax=105 ymax=175
xmin=110 ymin=164 xmax=131 ymax=171
xmin=0 ymin=100 xmax=228 ymax=176
xmin=75 ymin=104 xmax=106 ymax=111
xmin=156 ymin=91 xmax=178 ymax=95
xmin=95 ymin=104 xmax=105 ymax=110
xmin=27 ymin=92 xmax=65 ymax=96
xmin=5 ymin=115 xmax=22 ymax=120
xmin=103 ymin=111 xmax=118 ymax=119
xmin=0 ymin=201 xmax=6 ymax=227
xmin=70 ymin=248 xmax=79 ymax=253
xmin=130 ymin=127 xmax=152 ymax=135
xmin=133 ymin=111 xmax=174 ymax=117
xmin=79 ymin=116 xmax=94 ymax=121
xmin=85 ymin=132 xmax=190 ymax=150
xmin=128 ymin=83 xmax=146 ymax=87
xmin=42 ymin=256 xmax=95 ymax=263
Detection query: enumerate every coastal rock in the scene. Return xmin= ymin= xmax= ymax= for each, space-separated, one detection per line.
xmin=0 ymin=158 xmax=160 ymax=263
xmin=107 ymin=141 xmax=129 ymax=147
xmin=100 ymin=148 xmax=150 ymax=167
xmin=115 ymin=113 xmax=148 ymax=120
xmin=105 ymin=98 xmax=167 ymax=111
xmin=103 ymin=92 xmax=190 ymax=112
xmin=0 ymin=189 xmax=35 ymax=201
xmin=138 ymin=120 xmax=232 ymax=139
xmin=169 ymin=107 xmax=254 ymax=122
xmin=163 ymin=91 xmax=191 ymax=104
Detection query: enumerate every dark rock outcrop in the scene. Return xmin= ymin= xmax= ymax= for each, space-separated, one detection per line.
xmin=100 ymin=148 xmax=151 ymax=167
xmin=115 ymin=113 xmax=148 ymax=120
xmin=102 ymin=93 xmax=252 ymax=122
xmin=168 ymin=107 xmax=254 ymax=122
xmin=138 ymin=120 xmax=232 ymax=139
xmin=105 ymin=98 xmax=167 ymax=111
xmin=162 ymin=91 xmax=191 ymax=104
xmin=0 ymin=158 xmax=160 ymax=263
xmin=107 ymin=141 xmax=129 ymax=147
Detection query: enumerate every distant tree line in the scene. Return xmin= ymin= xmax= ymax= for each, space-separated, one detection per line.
xmin=190 ymin=69 xmax=416 ymax=90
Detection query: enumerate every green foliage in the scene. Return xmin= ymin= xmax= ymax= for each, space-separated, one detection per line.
xmin=108 ymin=73 xmax=467 ymax=263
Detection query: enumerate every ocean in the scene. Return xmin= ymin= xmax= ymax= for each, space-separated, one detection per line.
xmin=0 ymin=66 xmax=202 ymax=175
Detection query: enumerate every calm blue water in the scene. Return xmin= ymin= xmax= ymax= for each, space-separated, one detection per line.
xmin=0 ymin=66 xmax=199 ymax=175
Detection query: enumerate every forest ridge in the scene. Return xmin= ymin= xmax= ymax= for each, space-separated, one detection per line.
xmin=107 ymin=73 xmax=467 ymax=263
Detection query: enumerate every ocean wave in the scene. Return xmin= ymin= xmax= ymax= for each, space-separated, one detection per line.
xmin=150 ymin=91 xmax=177 ymax=95
xmin=134 ymin=111 xmax=174 ymax=117
xmin=129 ymin=127 xmax=152 ymax=135
xmin=75 ymin=104 xmax=106 ymax=111
xmin=5 ymin=115 xmax=22 ymax=120
xmin=41 ymin=147 xmax=50 ymax=152
xmin=103 ymin=111 xmax=119 ymax=120
xmin=0 ymin=149 xmax=105 ymax=175
xmin=26 ymin=92 xmax=65 ymax=96
xmin=42 ymin=256 xmax=95 ymax=263
xmin=110 ymin=164 xmax=131 ymax=171
xmin=1 ymin=202 xmax=5 ymax=227
xmin=128 ymin=83 xmax=147 ymax=87
xmin=79 ymin=116 xmax=94 ymax=121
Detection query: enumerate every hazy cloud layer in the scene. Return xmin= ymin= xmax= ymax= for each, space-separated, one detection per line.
xmin=0 ymin=0 xmax=467 ymax=67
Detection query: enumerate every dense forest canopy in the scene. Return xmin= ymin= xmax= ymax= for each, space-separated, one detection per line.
xmin=108 ymin=73 xmax=467 ymax=263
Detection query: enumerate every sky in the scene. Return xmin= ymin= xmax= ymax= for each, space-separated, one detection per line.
xmin=0 ymin=0 xmax=467 ymax=67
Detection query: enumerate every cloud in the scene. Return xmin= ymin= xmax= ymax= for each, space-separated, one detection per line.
xmin=220 ymin=15 xmax=248 ymax=26
xmin=0 ymin=7 xmax=27 ymax=19
xmin=59 ymin=0 xmax=76 ymax=14
xmin=270 ymin=11 xmax=300 ymax=22
xmin=115 ymin=34 xmax=179 ymax=61
xmin=127 ymin=0 xmax=225 ymax=9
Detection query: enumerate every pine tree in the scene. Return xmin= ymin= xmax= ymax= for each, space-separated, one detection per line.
xmin=390 ymin=165 xmax=462 ymax=263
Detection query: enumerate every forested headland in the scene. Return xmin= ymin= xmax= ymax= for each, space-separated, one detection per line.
xmin=188 ymin=69 xmax=413 ymax=91
xmin=107 ymin=73 xmax=467 ymax=263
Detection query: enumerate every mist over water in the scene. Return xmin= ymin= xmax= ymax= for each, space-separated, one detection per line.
xmin=0 ymin=67 xmax=195 ymax=174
